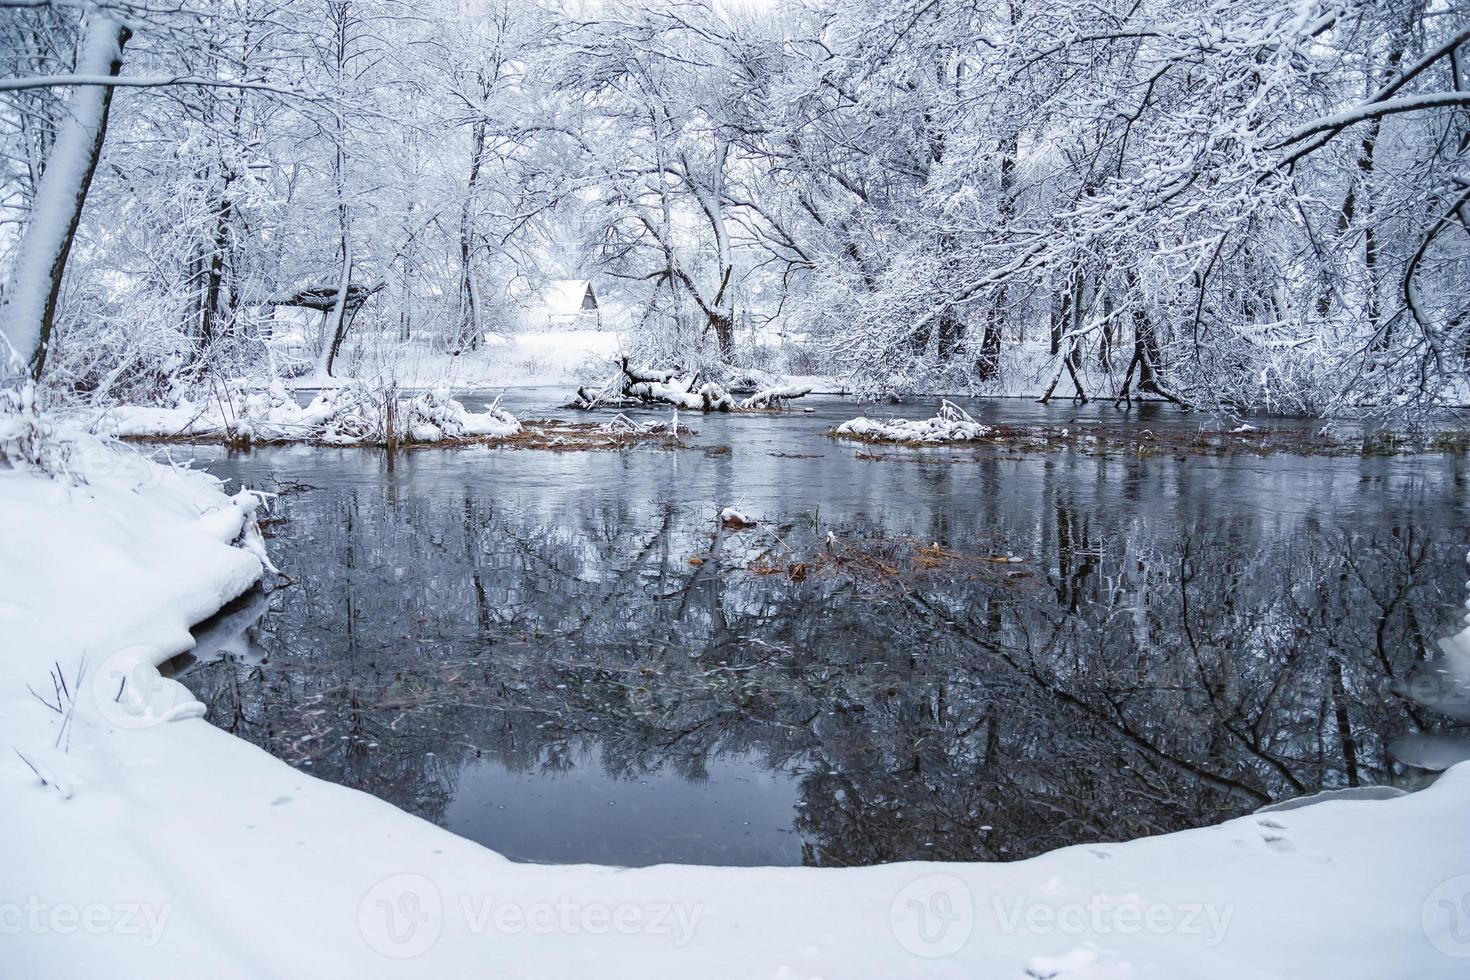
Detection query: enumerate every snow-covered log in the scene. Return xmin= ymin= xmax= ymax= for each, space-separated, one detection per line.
xmin=619 ymin=357 xmax=679 ymax=385
xmin=740 ymin=384 xmax=813 ymax=410
xmin=626 ymin=379 xmax=706 ymax=410
xmin=260 ymin=281 xmax=383 ymax=312
xmin=571 ymin=385 xmax=644 ymax=410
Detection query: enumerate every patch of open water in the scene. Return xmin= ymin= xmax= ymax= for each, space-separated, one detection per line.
xmin=168 ymin=389 xmax=1470 ymax=866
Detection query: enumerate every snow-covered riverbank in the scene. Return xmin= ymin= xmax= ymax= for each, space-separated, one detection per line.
xmin=4 ymin=414 xmax=1470 ymax=979
xmin=87 ymin=382 xmax=520 ymax=446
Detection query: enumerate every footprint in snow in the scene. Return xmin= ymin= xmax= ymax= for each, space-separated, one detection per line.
xmin=1257 ymin=817 xmax=1296 ymax=851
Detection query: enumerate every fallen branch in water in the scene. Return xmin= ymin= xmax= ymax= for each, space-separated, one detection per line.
xmin=570 ymin=358 xmax=811 ymax=413
xmin=740 ymin=384 xmax=814 ymax=410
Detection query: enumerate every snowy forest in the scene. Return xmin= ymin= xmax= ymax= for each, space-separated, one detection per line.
xmin=2 ymin=0 xmax=1469 ymax=416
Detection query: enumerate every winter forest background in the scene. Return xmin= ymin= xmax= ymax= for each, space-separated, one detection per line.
xmin=2 ymin=0 xmax=1469 ymax=419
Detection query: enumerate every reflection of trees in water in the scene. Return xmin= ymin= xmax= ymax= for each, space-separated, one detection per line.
xmin=180 ymin=486 xmax=1465 ymax=865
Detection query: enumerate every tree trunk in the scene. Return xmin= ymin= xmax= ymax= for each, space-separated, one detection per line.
xmin=978 ymin=135 xmax=1017 ymax=381
xmin=0 ymin=16 xmax=131 ymax=381
xmin=936 ymin=306 xmax=965 ymax=360
xmin=458 ymin=118 xmax=486 ymax=352
xmin=1338 ymin=9 xmax=1415 ymax=349
xmin=1098 ymin=291 xmax=1114 ymax=374
xmin=976 ymin=306 xmax=1002 ymax=380
xmin=198 ymin=176 xmax=235 ymax=353
xmin=1050 ymin=287 xmax=1064 ymax=356
xmin=936 ymin=229 xmax=965 ymax=360
xmin=707 ymin=142 xmax=736 ymax=363
xmin=710 ymin=307 xmax=735 ymax=362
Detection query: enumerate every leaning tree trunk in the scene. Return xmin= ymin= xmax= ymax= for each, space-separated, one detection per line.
xmin=0 ymin=15 xmax=131 ymax=381
xmin=702 ymin=140 xmax=736 ymax=363
xmin=316 ymin=235 xmax=354 ymax=378
xmin=936 ymin=306 xmax=965 ymax=360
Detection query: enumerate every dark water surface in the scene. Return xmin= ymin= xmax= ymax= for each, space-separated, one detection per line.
xmin=169 ymin=389 xmax=1470 ymax=867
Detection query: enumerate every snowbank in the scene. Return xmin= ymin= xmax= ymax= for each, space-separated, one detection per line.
xmin=87 ymin=382 xmax=521 ymax=446
xmin=1390 ymin=592 xmax=1470 ymax=771
xmin=834 ymin=399 xmax=993 ymax=444
xmin=4 ymin=395 xmax=1470 ymax=978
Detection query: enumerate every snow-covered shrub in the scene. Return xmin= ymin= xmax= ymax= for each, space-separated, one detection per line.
xmin=833 ymin=400 xmax=992 ymax=444
xmin=90 ymin=381 xmax=520 ymax=446
xmin=713 ymin=366 xmax=779 ymax=393
xmin=1 ymin=384 xmax=156 ymax=487
xmin=775 ymin=340 xmax=827 ymax=378
xmin=311 ymin=383 xmax=390 ymax=444
xmin=398 ymin=388 xmax=520 ymax=442
xmin=0 ymin=384 xmax=73 ymax=476
xmin=46 ymin=317 xmax=194 ymax=406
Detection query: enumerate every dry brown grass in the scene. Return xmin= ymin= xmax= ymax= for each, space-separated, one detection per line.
xmin=740 ymin=536 xmax=1032 ymax=587
xmin=122 ymin=419 xmax=693 ymax=453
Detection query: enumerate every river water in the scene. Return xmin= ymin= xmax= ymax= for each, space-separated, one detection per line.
xmin=168 ymin=389 xmax=1470 ymax=867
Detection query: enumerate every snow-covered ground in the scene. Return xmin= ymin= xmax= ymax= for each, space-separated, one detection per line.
xmin=279 ymin=329 xmax=626 ymax=391
xmin=273 ymin=327 xmax=849 ymax=396
xmin=4 ymin=410 xmax=1470 ymax=978
xmin=276 ymin=326 xmax=1149 ymax=405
